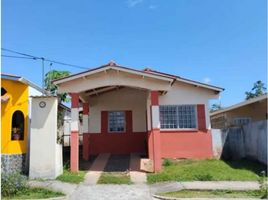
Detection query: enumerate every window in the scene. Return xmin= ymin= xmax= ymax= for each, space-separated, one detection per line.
xmin=108 ymin=111 xmax=125 ymax=132
xmin=11 ymin=110 xmax=24 ymax=140
xmin=233 ymin=117 xmax=251 ymax=126
xmin=160 ymin=105 xmax=197 ymax=129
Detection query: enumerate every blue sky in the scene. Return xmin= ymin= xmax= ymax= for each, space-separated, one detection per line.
xmin=2 ymin=0 xmax=267 ymax=107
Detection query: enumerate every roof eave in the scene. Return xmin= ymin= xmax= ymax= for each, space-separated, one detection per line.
xmin=210 ymin=94 xmax=267 ymax=116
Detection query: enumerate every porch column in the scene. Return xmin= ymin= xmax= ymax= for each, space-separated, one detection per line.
xmin=150 ymin=91 xmax=162 ymax=172
xmin=70 ymin=93 xmax=79 ymax=172
xmin=82 ymin=103 xmax=90 ymax=161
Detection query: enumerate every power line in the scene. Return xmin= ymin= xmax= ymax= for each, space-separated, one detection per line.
xmin=1 ymin=48 xmax=89 ymax=70
xmin=1 ymin=55 xmax=37 ymax=60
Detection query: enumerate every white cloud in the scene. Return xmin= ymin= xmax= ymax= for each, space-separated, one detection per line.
xmin=203 ymin=77 xmax=211 ymax=84
xmin=126 ymin=0 xmax=143 ymax=7
xmin=148 ymin=5 xmax=157 ymax=10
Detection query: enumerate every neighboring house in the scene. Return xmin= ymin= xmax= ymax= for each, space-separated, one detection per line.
xmin=53 ymin=61 xmax=224 ymax=172
xmin=1 ymin=74 xmax=46 ymax=173
xmin=210 ymin=94 xmax=267 ymax=129
xmin=1 ymin=74 xmax=70 ymax=174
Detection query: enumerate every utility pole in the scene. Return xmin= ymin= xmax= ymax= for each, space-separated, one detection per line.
xmin=41 ymin=57 xmax=45 ymax=95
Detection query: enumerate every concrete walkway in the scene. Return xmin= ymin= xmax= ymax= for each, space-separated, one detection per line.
xmin=181 ymin=181 xmax=261 ymax=190
xmin=83 ymin=153 xmax=110 ymax=185
xmin=129 ymin=153 xmax=147 ymax=184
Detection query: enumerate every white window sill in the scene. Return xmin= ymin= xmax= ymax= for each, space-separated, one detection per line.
xmin=160 ymin=128 xmax=198 ymax=131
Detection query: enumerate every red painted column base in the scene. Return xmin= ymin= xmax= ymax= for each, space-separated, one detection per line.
xmin=70 ymin=131 xmax=79 ymax=172
xmin=152 ymin=128 xmax=161 ymax=172
xmin=82 ymin=134 xmax=90 ymax=161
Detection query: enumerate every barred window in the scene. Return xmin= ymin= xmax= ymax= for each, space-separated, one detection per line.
xmin=160 ymin=105 xmax=197 ymax=129
xmin=108 ymin=111 xmax=125 ymax=132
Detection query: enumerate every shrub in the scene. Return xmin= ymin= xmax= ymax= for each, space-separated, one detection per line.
xmin=1 ymin=172 xmax=27 ymax=197
xmin=195 ymin=173 xmax=213 ymax=181
xmin=163 ymin=159 xmax=173 ymax=167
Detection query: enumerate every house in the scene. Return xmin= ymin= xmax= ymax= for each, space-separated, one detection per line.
xmin=1 ymin=74 xmax=46 ymax=173
xmin=210 ymin=94 xmax=267 ymax=129
xmin=53 ymin=61 xmax=224 ymax=172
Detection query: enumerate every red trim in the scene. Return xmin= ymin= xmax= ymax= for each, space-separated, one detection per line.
xmin=70 ymin=131 xmax=79 ymax=172
xmin=150 ymin=91 xmax=159 ymax=105
xmin=70 ymin=93 xmax=79 ymax=108
xmin=83 ymin=103 xmax=89 ymax=115
xmin=197 ymin=104 xmax=206 ymax=131
xmin=125 ymin=110 xmax=133 ymax=133
xmin=101 ymin=111 xmax=108 ymax=134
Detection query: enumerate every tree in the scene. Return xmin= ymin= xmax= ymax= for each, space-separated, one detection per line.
xmin=44 ymin=70 xmax=70 ymax=103
xmin=245 ymin=80 xmax=266 ymax=100
xmin=210 ymin=103 xmax=222 ymax=112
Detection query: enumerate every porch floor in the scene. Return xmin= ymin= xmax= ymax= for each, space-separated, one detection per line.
xmin=82 ymin=153 xmax=146 ymax=185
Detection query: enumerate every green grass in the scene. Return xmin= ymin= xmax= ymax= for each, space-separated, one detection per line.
xmin=56 ymin=169 xmax=87 ymax=184
xmin=147 ymin=159 xmax=267 ymax=184
xmin=98 ymin=172 xmax=132 ymax=184
xmin=159 ymin=189 xmax=267 ymax=199
xmin=2 ymin=187 xmax=64 ymax=199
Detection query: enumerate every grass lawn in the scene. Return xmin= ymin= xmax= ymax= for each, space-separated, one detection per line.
xmin=56 ymin=169 xmax=87 ymax=184
xmin=2 ymin=187 xmax=64 ymax=199
xmin=147 ymin=159 xmax=267 ymax=184
xmin=158 ymin=189 xmax=267 ymax=199
xmin=98 ymin=172 xmax=132 ymax=184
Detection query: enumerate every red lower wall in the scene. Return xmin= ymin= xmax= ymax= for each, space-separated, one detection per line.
xmin=160 ymin=131 xmax=213 ymax=159
xmin=84 ymin=132 xmax=147 ymax=155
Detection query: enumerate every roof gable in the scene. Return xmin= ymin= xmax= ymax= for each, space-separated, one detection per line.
xmin=53 ymin=61 xmax=224 ymax=93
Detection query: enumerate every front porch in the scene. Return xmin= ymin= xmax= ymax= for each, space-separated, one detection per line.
xmin=71 ymin=86 xmax=162 ymax=173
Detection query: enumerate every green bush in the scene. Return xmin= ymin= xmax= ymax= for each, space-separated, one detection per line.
xmin=163 ymin=159 xmax=173 ymax=167
xmin=194 ymin=173 xmax=213 ymax=181
xmin=1 ymin=173 xmax=27 ymax=197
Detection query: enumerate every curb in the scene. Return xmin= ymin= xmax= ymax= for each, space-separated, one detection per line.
xmin=153 ymin=194 xmax=261 ymax=200
xmin=12 ymin=196 xmax=67 ymax=200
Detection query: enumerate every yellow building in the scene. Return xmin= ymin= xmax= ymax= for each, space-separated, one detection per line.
xmin=1 ymin=74 xmax=45 ymax=173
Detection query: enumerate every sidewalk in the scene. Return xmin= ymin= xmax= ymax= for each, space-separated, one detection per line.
xmin=150 ymin=181 xmax=260 ymax=194
xmin=29 ymin=179 xmax=261 ymax=200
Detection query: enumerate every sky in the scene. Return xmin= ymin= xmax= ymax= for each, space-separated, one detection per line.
xmin=2 ymin=0 xmax=267 ymax=107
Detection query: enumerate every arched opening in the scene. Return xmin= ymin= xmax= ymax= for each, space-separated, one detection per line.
xmin=1 ymin=87 xmax=7 ymax=96
xmin=11 ymin=110 xmax=24 ymax=140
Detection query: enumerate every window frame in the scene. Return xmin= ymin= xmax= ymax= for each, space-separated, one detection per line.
xmin=159 ymin=105 xmax=198 ymax=131
xmin=108 ymin=111 xmax=126 ymax=133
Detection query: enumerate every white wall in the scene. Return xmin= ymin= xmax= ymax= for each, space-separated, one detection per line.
xmin=88 ymin=87 xmax=147 ymax=133
xmin=29 ymin=96 xmax=63 ymax=179
xmin=159 ymin=82 xmax=219 ymax=129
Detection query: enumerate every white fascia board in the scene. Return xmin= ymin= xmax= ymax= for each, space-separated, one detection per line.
xmin=176 ymin=77 xmax=224 ymax=92
xmin=54 ymin=66 xmax=173 ymax=85
xmin=53 ymin=66 xmax=110 ymax=84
